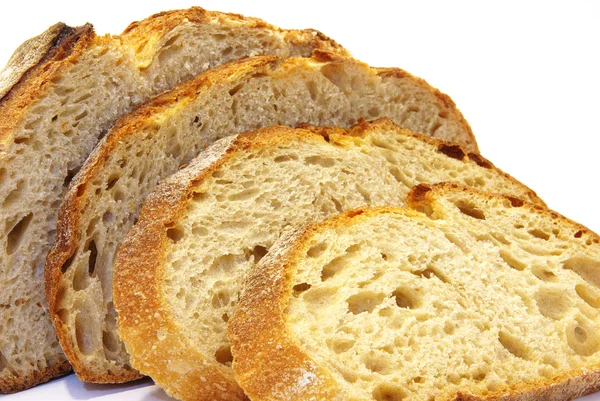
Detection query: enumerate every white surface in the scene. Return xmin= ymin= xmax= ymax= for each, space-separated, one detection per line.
xmin=1 ymin=1 xmax=599 ymax=399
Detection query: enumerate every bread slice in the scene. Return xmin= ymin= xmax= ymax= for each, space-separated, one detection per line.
xmin=228 ymin=187 xmax=600 ymax=401
xmin=0 ymin=8 xmax=344 ymax=391
xmin=45 ymin=48 xmax=478 ymax=386
xmin=112 ymin=119 xmax=539 ymax=401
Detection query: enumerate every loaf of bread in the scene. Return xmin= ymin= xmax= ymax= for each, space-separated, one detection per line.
xmin=0 ymin=7 xmax=344 ymax=391
xmin=45 ymin=48 xmax=478 ymax=385
xmin=113 ymin=120 xmax=540 ymax=401
xmin=229 ymin=184 xmax=600 ymax=401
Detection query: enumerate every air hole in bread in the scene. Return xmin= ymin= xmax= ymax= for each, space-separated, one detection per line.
xmin=0 ymin=349 xmax=7 ymax=371
xmin=228 ymin=188 xmax=259 ymax=201
xmin=305 ymin=155 xmax=335 ymax=168
xmin=209 ymin=254 xmax=237 ymax=275
xmin=363 ymin=353 xmax=390 ymax=374
xmin=321 ymin=255 xmax=349 ymax=281
xmin=74 ymin=109 xmax=88 ymax=121
xmin=454 ymin=200 xmax=485 ymax=220
xmin=166 ymin=227 xmax=185 ymax=243
xmin=372 ymin=383 xmax=408 ymax=401
xmin=211 ymin=291 xmax=230 ymax=309
xmin=472 ymin=370 xmax=488 ymax=382
xmin=563 ymin=256 xmax=600 ymax=288
xmin=307 ymin=242 xmax=328 ymax=258
xmin=292 ymin=283 xmax=311 ymax=297
xmin=306 ymin=80 xmax=318 ymax=101
xmin=531 ymin=265 xmax=558 ymax=282
xmin=191 ymin=225 xmax=209 ymax=236
xmin=329 ymin=338 xmax=355 ymax=354
xmin=529 ymin=229 xmax=550 ymax=241
xmin=75 ymin=314 xmax=94 ymax=355
xmin=102 ymin=330 xmax=119 ymax=353
xmin=388 ymin=166 xmax=412 ymax=188
xmin=6 ymin=213 xmax=33 ymax=255
xmin=2 ymin=181 xmax=24 ymax=208
xmin=228 ymin=83 xmax=243 ymax=97
xmin=273 ymin=154 xmax=298 ymax=163
xmin=444 ymin=321 xmax=456 ymax=335
xmin=534 ymin=288 xmax=571 ymax=320
xmin=371 ymin=138 xmax=396 ymax=151
xmin=14 ymin=136 xmax=33 ymax=145
xmin=86 ymin=217 xmax=99 ymax=237
xmin=566 ymin=320 xmax=599 ymax=356
xmin=431 ymin=122 xmax=442 ymax=135
xmin=498 ymin=331 xmax=531 ymax=360
xmin=347 ymin=292 xmax=385 ymax=315
xmin=113 ymin=189 xmax=125 ymax=202
xmin=392 ymin=288 xmax=419 ymax=309
xmin=106 ymin=175 xmax=119 ymax=190
xmin=102 ymin=211 xmax=114 ymax=224
xmin=166 ymin=140 xmax=182 ymax=159
xmin=60 ymin=253 xmax=76 ymax=274
xmin=86 ymin=240 xmax=98 ymax=276
xmin=413 ymin=266 xmax=449 ymax=284
xmin=320 ymin=63 xmax=350 ymax=90
xmin=191 ymin=115 xmax=203 ymax=128
xmin=214 ymin=345 xmax=233 ymax=366
xmin=243 ymin=245 xmax=268 ymax=263
xmin=576 ymin=284 xmax=600 ymax=308
xmin=212 ymin=170 xmax=225 ymax=178
xmin=499 ymin=249 xmax=527 ymax=271
xmin=221 ymin=313 xmax=229 ymax=322
xmin=192 ymin=192 xmax=207 ymax=202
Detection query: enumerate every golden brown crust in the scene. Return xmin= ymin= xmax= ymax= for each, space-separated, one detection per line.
xmin=0 ymin=359 xmax=71 ymax=394
xmin=0 ymin=23 xmax=95 ymax=144
xmin=229 ymin=203 xmax=600 ymax=400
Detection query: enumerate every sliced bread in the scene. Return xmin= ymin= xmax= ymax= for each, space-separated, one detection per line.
xmin=0 ymin=7 xmax=344 ymax=391
xmin=113 ymin=120 xmax=539 ymax=401
xmin=46 ymin=51 xmax=477 ymax=385
xmin=229 ymin=187 xmax=600 ymax=401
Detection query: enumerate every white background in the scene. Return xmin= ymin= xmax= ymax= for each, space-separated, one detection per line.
xmin=1 ymin=1 xmax=599 ymax=400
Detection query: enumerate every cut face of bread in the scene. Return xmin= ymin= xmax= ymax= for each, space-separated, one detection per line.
xmin=0 ymin=7 xmax=344 ymax=391
xmin=46 ymin=49 xmax=478 ymax=386
xmin=113 ymin=120 xmax=539 ymax=401
xmin=229 ymin=193 xmax=600 ymax=401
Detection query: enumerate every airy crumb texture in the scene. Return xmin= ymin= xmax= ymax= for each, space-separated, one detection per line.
xmin=0 ymin=7 xmax=343 ymax=390
xmin=229 ymin=189 xmax=600 ymax=401
xmin=113 ymin=120 xmax=537 ymax=401
xmin=48 ymin=45 xmax=477 ymax=385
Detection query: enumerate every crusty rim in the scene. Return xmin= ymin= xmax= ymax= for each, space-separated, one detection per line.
xmin=0 ymin=359 xmax=71 ymax=394
xmin=229 ymin=204 xmax=600 ymax=401
xmin=112 ymin=117 xmax=541 ymax=400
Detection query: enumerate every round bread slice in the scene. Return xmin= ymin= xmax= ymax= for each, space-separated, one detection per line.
xmin=229 ymin=190 xmax=600 ymax=401
xmin=1 ymin=7 xmax=345 ymax=390
xmin=113 ymin=119 xmax=540 ymax=401
xmin=45 ymin=50 xmax=477 ymax=386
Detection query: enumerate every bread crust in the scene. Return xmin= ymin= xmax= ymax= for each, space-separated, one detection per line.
xmin=0 ymin=359 xmax=71 ymax=394
xmin=112 ymin=119 xmax=541 ymax=400
xmin=229 ymin=202 xmax=600 ymax=401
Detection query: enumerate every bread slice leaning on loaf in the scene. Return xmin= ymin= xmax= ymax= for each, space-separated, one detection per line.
xmin=45 ymin=52 xmax=477 ymax=386
xmin=113 ymin=119 xmax=540 ymax=401
xmin=0 ymin=7 xmax=345 ymax=391
xmin=229 ymin=185 xmax=600 ymax=401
